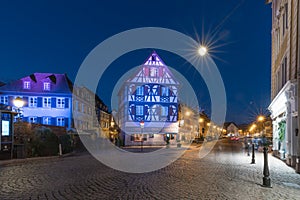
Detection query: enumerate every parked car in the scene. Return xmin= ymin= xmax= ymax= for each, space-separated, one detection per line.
xmin=230 ymin=136 xmax=240 ymax=141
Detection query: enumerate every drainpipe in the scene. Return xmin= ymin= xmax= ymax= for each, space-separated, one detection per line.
xmin=296 ymin=0 xmax=300 ymax=173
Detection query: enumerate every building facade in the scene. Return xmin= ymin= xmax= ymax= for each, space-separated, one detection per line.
xmin=118 ymin=51 xmax=180 ymax=146
xmin=0 ymin=73 xmax=110 ymax=134
xmin=267 ymin=0 xmax=300 ymax=170
xmin=0 ymin=73 xmax=73 ymax=129
xmin=223 ymin=122 xmax=239 ymax=137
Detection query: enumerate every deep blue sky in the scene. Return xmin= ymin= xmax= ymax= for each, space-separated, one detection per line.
xmin=0 ymin=0 xmax=271 ymax=124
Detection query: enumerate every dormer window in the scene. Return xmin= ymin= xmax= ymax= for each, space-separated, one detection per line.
xmin=23 ymin=81 xmax=30 ymax=89
xmin=43 ymin=82 xmax=50 ymax=91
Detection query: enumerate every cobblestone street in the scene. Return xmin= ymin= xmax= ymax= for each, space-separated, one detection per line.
xmin=1 ymin=139 xmax=300 ymax=200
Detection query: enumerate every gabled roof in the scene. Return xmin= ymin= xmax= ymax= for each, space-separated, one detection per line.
xmin=143 ymin=51 xmax=166 ymax=66
xmin=0 ymin=73 xmax=73 ymax=94
xmin=127 ymin=51 xmax=179 ymax=85
xmin=223 ymin=122 xmax=239 ymax=129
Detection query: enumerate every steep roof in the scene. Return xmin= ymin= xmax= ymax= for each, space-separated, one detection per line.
xmin=223 ymin=122 xmax=239 ymax=129
xmin=0 ymin=73 xmax=73 ymax=94
xmin=127 ymin=51 xmax=179 ymax=85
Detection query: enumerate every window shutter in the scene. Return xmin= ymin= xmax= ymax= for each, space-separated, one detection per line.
xmin=8 ymin=96 xmax=14 ymax=106
xmin=37 ymin=117 xmax=42 ymax=124
xmin=51 ymin=97 xmax=56 ymax=108
xmin=144 ymin=68 xmax=149 ymax=76
xmin=65 ymin=117 xmax=69 ymax=127
xmin=51 ymin=117 xmax=56 ymax=126
xmin=23 ymin=96 xmax=28 ymax=107
xmin=37 ymin=97 xmax=42 ymax=107
xmin=65 ymin=98 xmax=69 ymax=108
xmin=23 ymin=117 xmax=28 ymax=122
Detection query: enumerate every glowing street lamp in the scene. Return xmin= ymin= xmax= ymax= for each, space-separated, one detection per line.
xmin=13 ymin=97 xmax=24 ymax=109
xmin=199 ymin=118 xmax=204 ymax=123
xmin=13 ymin=97 xmax=24 ymax=120
xmin=198 ymin=46 xmax=208 ymax=56
xmin=257 ymin=115 xmax=265 ymax=122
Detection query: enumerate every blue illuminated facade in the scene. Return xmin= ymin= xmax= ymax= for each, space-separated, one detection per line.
xmin=119 ymin=51 xmax=180 ymax=146
xmin=0 ymin=73 xmax=73 ymax=129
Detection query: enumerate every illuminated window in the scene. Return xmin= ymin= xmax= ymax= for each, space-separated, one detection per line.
xmin=56 ymin=98 xmax=65 ymax=108
xmin=29 ymin=117 xmax=37 ymax=123
xmin=150 ymin=67 xmax=158 ymax=77
xmin=43 ymin=82 xmax=50 ymax=91
xmin=0 ymin=96 xmax=8 ymax=105
xmin=136 ymin=86 xmax=144 ymax=95
xmin=43 ymin=97 xmax=51 ymax=108
xmin=24 ymin=81 xmax=30 ymax=89
xmin=57 ymin=117 xmax=65 ymax=126
xmin=29 ymin=97 xmax=37 ymax=107
xmin=136 ymin=105 xmax=144 ymax=115
xmin=161 ymin=87 xmax=169 ymax=96
xmin=43 ymin=117 xmax=51 ymax=125
xmin=161 ymin=106 xmax=168 ymax=116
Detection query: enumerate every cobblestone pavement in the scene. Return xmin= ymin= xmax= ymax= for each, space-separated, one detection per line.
xmin=1 ymin=139 xmax=300 ymax=200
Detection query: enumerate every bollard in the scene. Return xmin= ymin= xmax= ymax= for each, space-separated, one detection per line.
xmin=59 ymin=144 xmax=62 ymax=156
xmin=251 ymin=143 xmax=255 ymax=164
xmin=262 ymin=146 xmax=271 ymax=187
xmin=247 ymin=143 xmax=250 ymax=156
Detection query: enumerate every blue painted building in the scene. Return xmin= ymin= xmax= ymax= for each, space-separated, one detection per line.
xmin=0 ymin=73 xmax=73 ymax=129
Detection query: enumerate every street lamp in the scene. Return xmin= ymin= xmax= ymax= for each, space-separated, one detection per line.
xmin=13 ymin=97 xmax=24 ymax=120
xmin=198 ymin=46 xmax=208 ymax=56
xmin=250 ymin=124 xmax=256 ymax=164
xmin=140 ymin=120 xmax=144 ymax=152
xmin=257 ymin=115 xmax=271 ymax=187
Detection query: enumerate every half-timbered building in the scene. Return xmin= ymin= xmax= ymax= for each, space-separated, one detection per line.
xmin=118 ymin=51 xmax=180 ymax=146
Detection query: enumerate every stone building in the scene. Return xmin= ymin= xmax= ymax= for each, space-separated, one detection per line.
xmin=266 ymin=0 xmax=300 ymax=171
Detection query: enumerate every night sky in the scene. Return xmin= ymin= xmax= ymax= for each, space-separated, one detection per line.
xmin=0 ymin=0 xmax=271 ymax=124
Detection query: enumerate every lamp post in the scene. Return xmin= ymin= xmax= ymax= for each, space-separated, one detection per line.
xmin=140 ymin=120 xmax=144 ymax=152
xmin=13 ymin=97 xmax=24 ymax=120
xmin=249 ymin=123 xmax=256 ymax=164
xmin=257 ymin=115 xmax=271 ymax=187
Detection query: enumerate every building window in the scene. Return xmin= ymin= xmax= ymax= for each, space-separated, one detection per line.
xmin=0 ymin=96 xmax=8 ymax=105
xmin=75 ymin=100 xmax=79 ymax=111
xmin=281 ymin=57 xmax=287 ymax=88
xmin=29 ymin=97 xmax=37 ymax=107
xmin=43 ymin=117 xmax=51 ymax=125
xmin=161 ymin=87 xmax=169 ymax=96
xmin=285 ymin=3 xmax=288 ymax=29
xmin=43 ymin=82 xmax=50 ymax=91
xmin=82 ymin=104 xmax=84 ymax=113
xmin=136 ymin=86 xmax=144 ymax=95
xmin=23 ymin=81 xmax=30 ymax=89
xmin=161 ymin=106 xmax=168 ymax=116
xmin=136 ymin=105 xmax=144 ymax=116
xmin=282 ymin=13 xmax=285 ymax=36
xmin=29 ymin=117 xmax=37 ymax=123
xmin=43 ymin=97 xmax=51 ymax=108
xmin=56 ymin=98 xmax=65 ymax=108
xmin=57 ymin=117 xmax=65 ymax=126
xmin=150 ymin=67 xmax=158 ymax=77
